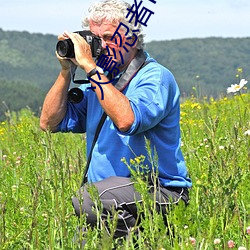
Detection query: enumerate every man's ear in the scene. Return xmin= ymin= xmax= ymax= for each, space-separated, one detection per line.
xmin=125 ymin=34 xmax=138 ymax=49
xmin=131 ymin=34 xmax=138 ymax=48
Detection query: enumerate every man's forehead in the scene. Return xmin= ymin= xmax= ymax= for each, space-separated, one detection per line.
xmin=90 ymin=18 xmax=120 ymax=27
xmin=89 ymin=19 xmax=121 ymax=34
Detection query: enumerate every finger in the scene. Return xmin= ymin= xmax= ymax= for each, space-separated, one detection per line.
xmin=65 ymin=31 xmax=86 ymax=43
xmin=64 ymin=30 xmax=76 ymax=40
xmin=58 ymin=34 xmax=68 ymax=41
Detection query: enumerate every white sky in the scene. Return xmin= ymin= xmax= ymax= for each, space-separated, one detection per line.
xmin=0 ymin=0 xmax=250 ymax=42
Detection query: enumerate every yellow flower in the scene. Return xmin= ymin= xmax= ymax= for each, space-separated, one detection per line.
xmin=130 ymin=159 xmax=135 ymax=165
xmin=237 ymin=67 xmax=243 ymax=73
xmin=191 ymin=103 xmax=201 ymax=109
xmin=135 ymin=157 xmax=141 ymax=164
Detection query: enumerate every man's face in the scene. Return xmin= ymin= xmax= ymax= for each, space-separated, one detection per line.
xmin=89 ymin=19 xmax=136 ymax=71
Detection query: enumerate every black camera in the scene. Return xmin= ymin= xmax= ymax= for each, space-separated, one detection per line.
xmin=56 ymin=30 xmax=103 ymax=59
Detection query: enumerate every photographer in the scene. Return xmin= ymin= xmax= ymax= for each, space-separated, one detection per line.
xmin=40 ymin=0 xmax=192 ymax=244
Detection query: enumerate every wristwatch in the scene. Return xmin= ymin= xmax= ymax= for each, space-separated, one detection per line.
xmin=87 ymin=66 xmax=104 ymax=78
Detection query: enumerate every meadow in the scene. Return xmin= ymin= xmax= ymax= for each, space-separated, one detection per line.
xmin=0 ymin=90 xmax=249 ymax=249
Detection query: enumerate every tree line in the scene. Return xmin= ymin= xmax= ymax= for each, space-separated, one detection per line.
xmin=0 ymin=28 xmax=249 ymax=120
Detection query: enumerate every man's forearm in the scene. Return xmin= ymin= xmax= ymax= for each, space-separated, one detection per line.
xmin=89 ymin=74 xmax=135 ymax=132
xmin=40 ymin=70 xmax=71 ymax=132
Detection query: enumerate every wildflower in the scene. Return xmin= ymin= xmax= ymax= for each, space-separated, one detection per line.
xmin=228 ymin=240 xmax=235 ymax=248
xmin=135 ymin=157 xmax=141 ymax=164
xmin=214 ymin=238 xmax=221 ymax=244
xmin=237 ymin=67 xmax=243 ymax=73
xmin=20 ymin=207 xmax=25 ymax=214
xmin=12 ymin=185 xmax=18 ymax=192
xmin=238 ymin=247 xmax=246 ymax=250
xmin=227 ymin=79 xmax=248 ymax=93
xmin=189 ymin=237 xmax=196 ymax=246
xmin=244 ymin=130 xmax=250 ymax=136
xmin=191 ymin=103 xmax=201 ymax=109
xmin=219 ymin=145 xmax=224 ymax=150
xmin=42 ymin=213 xmax=48 ymax=221
xmin=130 ymin=159 xmax=135 ymax=165
xmin=196 ymin=180 xmax=202 ymax=185
xmin=246 ymin=226 xmax=250 ymax=235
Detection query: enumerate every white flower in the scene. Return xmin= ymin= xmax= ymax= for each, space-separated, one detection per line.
xmin=244 ymin=130 xmax=250 ymax=136
xmin=189 ymin=237 xmax=196 ymax=245
xmin=238 ymin=247 xmax=246 ymax=250
xmin=214 ymin=238 xmax=221 ymax=244
xmin=227 ymin=79 xmax=248 ymax=93
xmin=20 ymin=207 xmax=25 ymax=214
xmin=246 ymin=226 xmax=250 ymax=235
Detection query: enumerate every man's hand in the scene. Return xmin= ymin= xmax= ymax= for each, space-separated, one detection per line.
xmin=62 ymin=31 xmax=96 ymax=73
xmin=56 ymin=33 xmax=78 ymax=71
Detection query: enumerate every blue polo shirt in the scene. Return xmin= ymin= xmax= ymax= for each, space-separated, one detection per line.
xmin=57 ymin=53 xmax=192 ymax=188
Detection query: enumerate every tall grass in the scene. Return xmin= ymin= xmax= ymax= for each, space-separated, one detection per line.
xmin=0 ymin=93 xmax=249 ymax=249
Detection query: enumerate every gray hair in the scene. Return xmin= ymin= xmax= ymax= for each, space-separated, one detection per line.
xmin=82 ymin=0 xmax=145 ymax=49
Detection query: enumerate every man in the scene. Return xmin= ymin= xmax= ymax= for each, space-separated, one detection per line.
xmin=40 ymin=0 xmax=192 ymax=242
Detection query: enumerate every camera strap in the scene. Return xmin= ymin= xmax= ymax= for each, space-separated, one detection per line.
xmin=81 ymin=50 xmax=150 ymax=186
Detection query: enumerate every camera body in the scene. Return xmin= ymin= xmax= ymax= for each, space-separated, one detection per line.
xmin=56 ymin=30 xmax=103 ymax=59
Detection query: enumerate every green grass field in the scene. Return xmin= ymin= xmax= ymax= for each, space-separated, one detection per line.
xmin=0 ymin=92 xmax=249 ymax=249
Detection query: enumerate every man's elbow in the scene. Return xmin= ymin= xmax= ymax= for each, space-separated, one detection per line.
xmin=116 ymin=117 xmax=134 ymax=133
xmin=39 ymin=119 xmax=57 ymax=133
xmin=40 ymin=120 xmax=49 ymax=131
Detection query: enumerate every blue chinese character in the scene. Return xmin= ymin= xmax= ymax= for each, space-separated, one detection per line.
xmin=97 ymin=54 xmax=113 ymax=71
xmin=105 ymin=60 xmax=120 ymax=77
xmin=87 ymin=73 xmax=116 ymax=100
xmin=111 ymin=22 xmax=129 ymax=47
xmin=125 ymin=29 xmax=139 ymax=47
xmin=111 ymin=22 xmax=139 ymax=50
xmin=96 ymin=54 xmax=121 ymax=77
xmin=126 ymin=0 xmax=154 ymax=27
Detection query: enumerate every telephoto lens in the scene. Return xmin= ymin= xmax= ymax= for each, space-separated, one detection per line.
xmin=56 ymin=39 xmax=75 ymax=58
